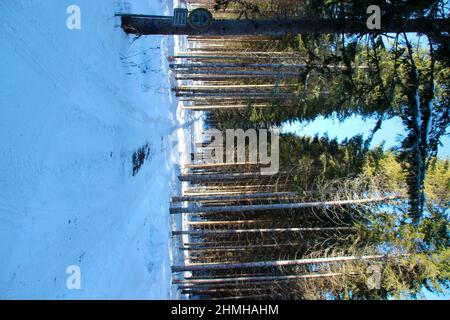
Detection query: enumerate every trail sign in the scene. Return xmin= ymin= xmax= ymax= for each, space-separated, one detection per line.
xmin=173 ymin=8 xmax=188 ymax=26
xmin=188 ymin=8 xmax=213 ymax=30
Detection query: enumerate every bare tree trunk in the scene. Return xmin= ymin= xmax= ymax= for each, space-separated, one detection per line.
xmin=171 ymin=62 xmax=309 ymax=69
xmin=170 ymin=54 xmax=304 ymax=61
xmin=172 ymin=226 xmax=353 ymax=236
xmin=172 ymin=191 xmax=301 ymax=202
xmin=173 ymin=69 xmax=303 ymax=76
xmin=172 ymin=254 xmax=388 ymax=272
xmin=187 ymin=219 xmax=272 ymax=226
xmin=176 ymin=91 xmax=295 ymax=98
xmin=175 ymin=74 xmax=295 ymax=80
xmin=121 ymin=16 xmax=450 ymax=36
xmin=175 ymin=84 xmax=295 ymax=91
xmin=179 ymin=242 xmax=306 ymax=251
xmin=170 ymin=195 xmax=400 ymax=214
xmin=175 ymin=51 xmax=306 ymax=56
xmin=178 ymin=172 xmax=286 ymax=183
xmin=182 ymin=104 xmax=270 ymax=110
xmin=183 ymin=162 xmax=261 ymax=170
xmin=174 ymin=272 xmax=345 ymax=286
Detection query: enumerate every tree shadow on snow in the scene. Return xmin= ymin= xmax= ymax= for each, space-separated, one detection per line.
xmin=132 ymin=143 xmax=153 ymax=176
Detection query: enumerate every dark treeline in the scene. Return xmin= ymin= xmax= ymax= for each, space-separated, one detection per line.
xmin=169 ymin=0 xmax=450 ymax=300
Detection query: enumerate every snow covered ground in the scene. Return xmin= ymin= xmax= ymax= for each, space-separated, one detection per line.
xmin=0 ymin=0 xmax=180 ymax=299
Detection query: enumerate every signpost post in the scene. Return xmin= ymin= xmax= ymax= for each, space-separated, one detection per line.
xmin=119 ymin=8 xmax=219 ymax=35
xmin=117 ymin=8 xmax=214 ymax=34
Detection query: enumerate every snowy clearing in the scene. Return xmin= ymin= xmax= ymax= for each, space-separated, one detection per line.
xmin=0 ymin=0 xmax=179 ymax=299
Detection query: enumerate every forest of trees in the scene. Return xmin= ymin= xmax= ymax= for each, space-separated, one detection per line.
xmin=165 ymin=0 xmax=450 ymax=300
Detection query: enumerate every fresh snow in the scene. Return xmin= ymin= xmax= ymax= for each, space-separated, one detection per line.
xmin=0 ymin=0 xmax=180 ymax=299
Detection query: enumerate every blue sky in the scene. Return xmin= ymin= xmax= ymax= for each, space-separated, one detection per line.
xmin=282 ymin=116 xmax=450 ymax=158
xmin=423 ymin=288 xmax=450 ymax=300
xmin=286 ymin=32 xmax=450 ymax=158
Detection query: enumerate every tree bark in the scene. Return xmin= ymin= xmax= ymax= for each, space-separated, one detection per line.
xmin=174 ymin=272 xmax=344 ymax=286
xmin=172 ymin=254 xmax=387 ymax=272
xmin=172 ymin=191 xmax=301 ymax=202
xmin=169 ymin=195 xmax=400 ymax=214
xmin=179 ymin=242 xmax=305 ymax=251
xmin=172 ymin=226 xmax=353 ymax=236
xmin=178 ymin=172 xmax=286 ymax=183
xmin=173 ymin=69 xmax=304 ymax=76
xmin=182 ymin=104 xmax=270 ymax=110
xmin=122 ymin=17 xmax=450 ymax=36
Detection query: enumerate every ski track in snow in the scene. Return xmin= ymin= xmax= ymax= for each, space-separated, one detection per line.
xmin=0 ymin=0 xmax=176 ymax=299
